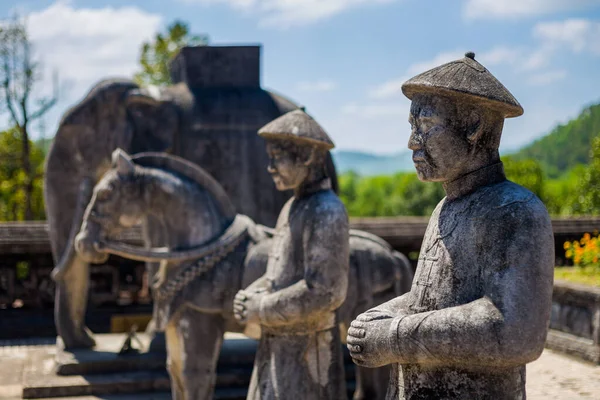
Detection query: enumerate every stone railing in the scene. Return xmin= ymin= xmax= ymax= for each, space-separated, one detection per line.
xmin=546 ymin=279 xmax=600 ymax=363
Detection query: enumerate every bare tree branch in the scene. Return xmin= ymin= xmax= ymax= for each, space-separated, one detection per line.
xmin=0 ymin=15 xmax=59 ymax=220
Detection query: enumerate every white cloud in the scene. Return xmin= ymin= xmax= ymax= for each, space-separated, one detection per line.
xmin=520 ymin=46 xmax=555 ymax=71
xmin=404 ymin=51 xmax=463 ymax=76
xmin=341 ymin=102 xmax=407 ymax=118
xmin=28 ymin=1 xmax=161 ymax=92
xmin=534 ymin=19 xmax=600 ymax=55
xmin=367 ymin=78 xmax=405 ymax=100
xmin=181 ymin=0 xmax=396 ymax=28
xmin=518 ymin=19 xmax=600 ymax=72
xmin=323 ymin=101 xmax=411 ymax=153
xmin=11 ymin=1 xmax=161 ymax=137
xmin=477 ymin=46 xmax=522 ymax=66
xmin=296 ymin=80 xmax=337 ymax=92
xmin=463 ymin=0 xmax=600 ymax=20
xmin=368 ymin=50 xmax=463 ymax=99
xmin=527 ymin=69 xmax=568 ymax=85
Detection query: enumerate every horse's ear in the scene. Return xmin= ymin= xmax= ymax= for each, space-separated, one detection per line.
xmin=112 ymin=148 xmax=135 ymax=177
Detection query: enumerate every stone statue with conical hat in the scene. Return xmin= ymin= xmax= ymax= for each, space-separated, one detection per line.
xmin=234 ymin=109 xmax=349 ymax=399
xmin=347 ymin=52 xmax=554 ymax=399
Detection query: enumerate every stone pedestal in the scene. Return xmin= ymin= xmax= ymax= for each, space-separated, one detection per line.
xmin=1 ymin=333 xmax=357 ymax=399
xmin=22 ymin=333 xmax=169 ymax=399
xmin=17 ymin=333 xmax=260 ymax=399
xmin=54 ymin=334 xmax=165 ymax=376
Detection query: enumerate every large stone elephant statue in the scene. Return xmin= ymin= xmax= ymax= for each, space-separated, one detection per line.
xmin=45 ymin=46 xmax=339 ymax=350
xmin=44 ymin=79 xmax=185 ymax=348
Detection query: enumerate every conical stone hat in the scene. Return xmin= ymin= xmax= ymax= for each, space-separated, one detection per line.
xmin=402 ymin=52 xmax=523 ymax=118
xmin=258 ymin=109 xmax=335 ymax=150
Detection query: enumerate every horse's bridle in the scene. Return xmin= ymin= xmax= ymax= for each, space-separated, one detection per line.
xmin=93 ymin=214 xmax=252 ymax=302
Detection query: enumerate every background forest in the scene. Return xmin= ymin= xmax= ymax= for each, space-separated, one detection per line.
xmin=338 ymin=103 xmax=600 ymax=217
xmin=0 ymin=18 xmax=598 ymax=221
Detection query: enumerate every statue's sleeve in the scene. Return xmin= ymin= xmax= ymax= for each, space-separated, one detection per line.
xmin=245 ymin=276 xmax=272 ymax=294
xmin=388 ymin=198 xmax=554 ymax=368
xmin=258 ymin=200 xmax=350 ymax=327
xmin=362 ymin=292 xmax=412 ymax=316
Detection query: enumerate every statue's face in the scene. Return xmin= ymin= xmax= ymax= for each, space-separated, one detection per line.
xmin=266 ymin=140 xmax=310 ymax=191
xmin=408 ymin=94 xmax=472 ymax=183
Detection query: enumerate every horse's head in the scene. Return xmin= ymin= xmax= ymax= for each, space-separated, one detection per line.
xmin=75 ymin=149 xmax=146 ymax=263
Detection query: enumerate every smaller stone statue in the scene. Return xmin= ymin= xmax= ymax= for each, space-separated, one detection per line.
xmin=347 ymin=52 xmax=555 ymax=399
xmin=234 ymin=110 xmax=349 ymax=400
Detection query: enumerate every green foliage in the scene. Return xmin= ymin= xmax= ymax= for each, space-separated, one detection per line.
xmin=541 ymin=167 xmax=582 ymax=216
xmin=570 ymin=137 xmax=600 ymax=215
xmin=554 ymin=266 xmax=600 ymax=287
xmin=339 ymin=147 xmax=600 ymax=218
xmin=339 ymin=171 xmax=444 ymax=217
xmin=501 ymin=155 xmax=544 ymax=199
xmin=34 ymin=137 xmax=52 ymax=157
xmin=514 ymin=103 xmax=600 ymax=178
xmin=134 ymin=20 xmax=209 ymax=86
xmin=0 ymin=127 xmax=46 ymax=220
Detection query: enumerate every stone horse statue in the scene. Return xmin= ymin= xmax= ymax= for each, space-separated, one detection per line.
xmin=75 ymin=150 xmax=413 ymax=400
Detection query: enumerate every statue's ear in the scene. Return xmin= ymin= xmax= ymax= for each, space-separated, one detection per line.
xmin=465 ymin=110 xmax=483 ymax=145
xmin=112 ymin=148 xmax=135 ymax=177
xmin=302 ymin=147 xmax=318 ymax=167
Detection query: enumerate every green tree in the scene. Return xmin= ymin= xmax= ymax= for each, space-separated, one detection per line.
xmin=134 ymin=20 xmax=209 ymax=86
xmin=571 ymin=136 xmax=600 ymax=215
xmin=338 ymin=171 xmax=444 ymax=217
xmin=390 ymin=173 xmax=444 ymax=216
xmin=0 ymin=127 xmax=46 ymax=220
xmin=514 ymin=103 xmax=600 ymax=178
xmin=0 ymin=17 xmax=58 ymax=220
xmin=502 ymin=156 xmax=545 ymax=199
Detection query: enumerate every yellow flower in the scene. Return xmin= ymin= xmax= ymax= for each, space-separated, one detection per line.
xmin=563 ymin=241 xmax=571 ymax=250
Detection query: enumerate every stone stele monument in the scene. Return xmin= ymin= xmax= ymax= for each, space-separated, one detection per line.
xmin=347 ymin=52 xmax=555 ymax=399
xmin=234 ymin=109 xmax=349 ymax=400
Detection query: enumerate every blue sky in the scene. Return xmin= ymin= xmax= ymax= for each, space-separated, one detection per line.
xmin=2 ymin=0 xmax=600 ymax=154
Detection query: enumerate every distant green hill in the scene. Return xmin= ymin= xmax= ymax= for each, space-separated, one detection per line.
xmin=332 ymin=150 xmax=413 ymax=176
xmin=513 ymin=102 xmax=600 ymax=178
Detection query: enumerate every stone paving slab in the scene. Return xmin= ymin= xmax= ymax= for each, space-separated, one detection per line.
xmin=55 ymin=334 xmax=165 ymax=376
xmin=2 ymin=336 xmax=599 ymax=400
xmin=527 ymin=349 xmax=600 ymax=400
xmin=30 ymin=395 xmax=171 ymax=400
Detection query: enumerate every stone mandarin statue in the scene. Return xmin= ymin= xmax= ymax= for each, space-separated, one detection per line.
xmin=234 ymin=110 xmax=349 ymax=400
xmin=347 ymin=52 xmax=555 ymax=399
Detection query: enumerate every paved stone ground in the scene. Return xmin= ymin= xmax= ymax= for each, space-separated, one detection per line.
xmin=528 ymin=349 xmax=600 ymax=399
xmin=0 ymin=339 xmax=598 ymax=399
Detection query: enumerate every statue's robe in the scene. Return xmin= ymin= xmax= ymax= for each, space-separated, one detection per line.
xmin=372 ymin=163 xmax=554 ymax=400
xmin=246 ymin=178 xmax=349 ymax=400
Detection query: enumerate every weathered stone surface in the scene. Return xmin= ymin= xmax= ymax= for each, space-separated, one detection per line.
xmin=44 ymin=45 xmax=339 ymax=351
xmin=550 ymin=280 xmax=600 ymax=341
xmin=73 ymin=150 xmax=411 ymax=400
xmin=545 ymin=330 xmax=600 ymax=364
xmin=234 ymin=110 xmax=349 ymax=399
xmin=402 ymin=51 xmax=523 ymax=118
xmin=18 ymin=333 xmax=257 ymax=399
xmin=55 ymin=333 xmax=165 ymax=376
xmin=2 ymin=335 xmax=597 ymax=400
xmin=546 ymin=280 xmax=600 ymax=364
xmin=347 ymin=52 xmax=555 ymax=399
